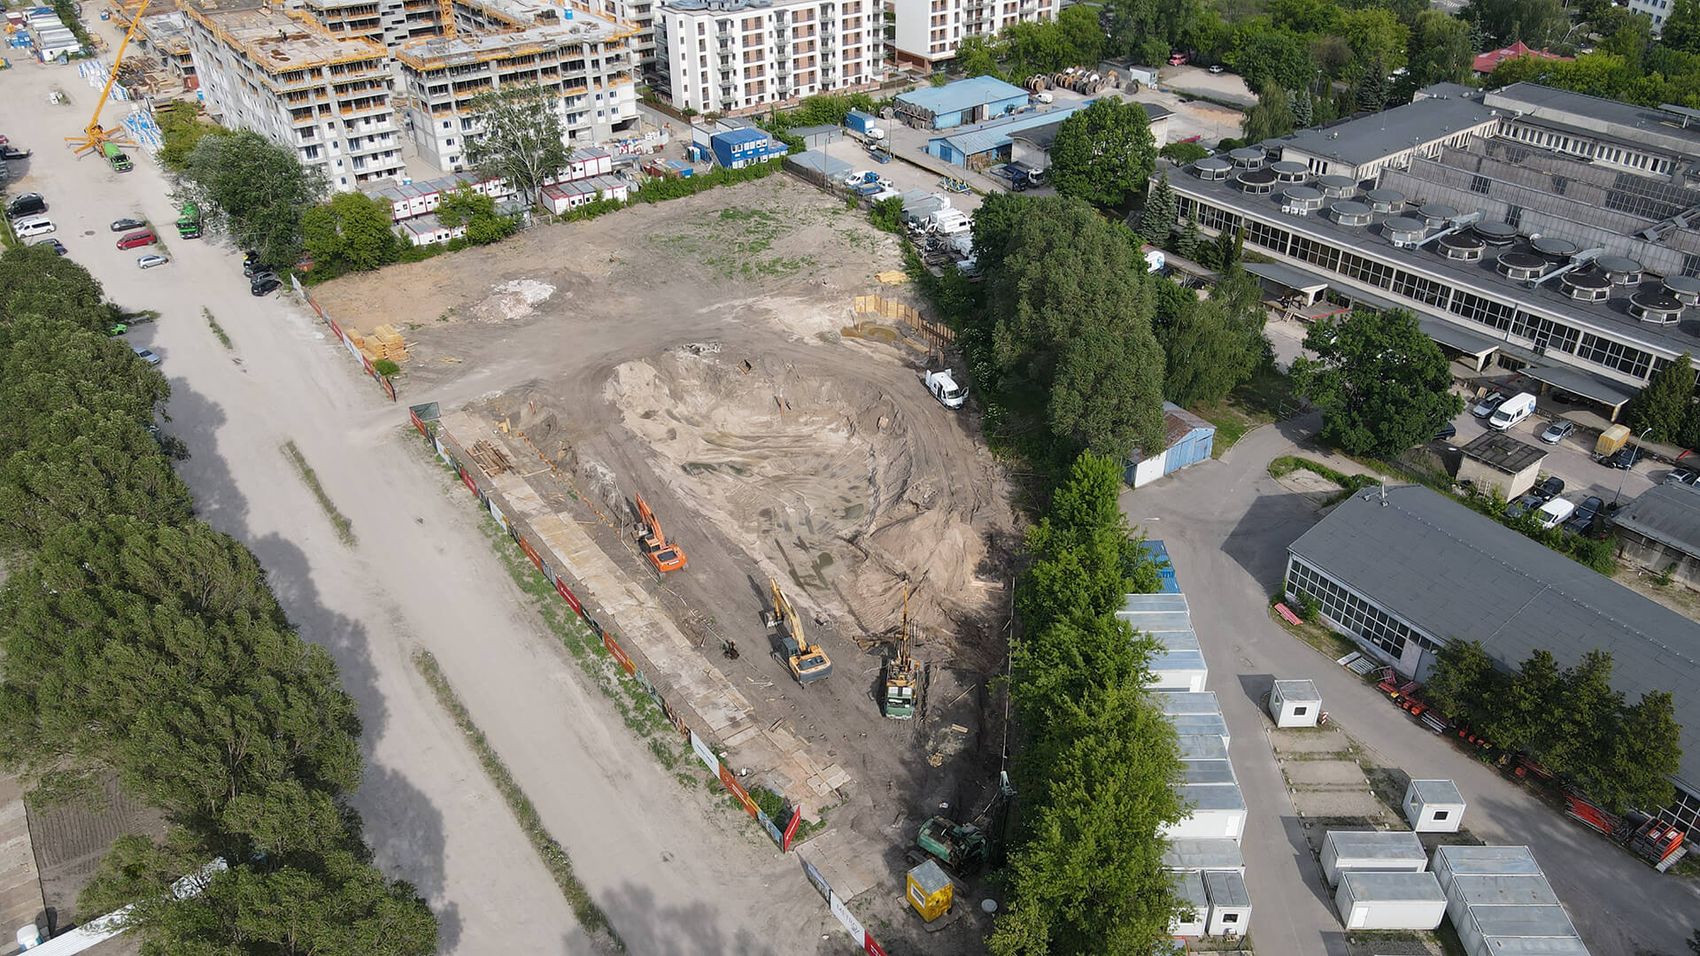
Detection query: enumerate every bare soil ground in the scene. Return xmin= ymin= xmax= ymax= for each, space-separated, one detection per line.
xmin=316 ymin=177 xmax=1020 ymax=948
xmin=27 ymin=775 xmax=166 ymax=927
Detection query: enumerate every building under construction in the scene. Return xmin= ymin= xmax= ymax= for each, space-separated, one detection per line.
xmin=391 ymin=0 xmax=639 ymax=172
xmin=183 ymin=0 xmax=406 ymax=189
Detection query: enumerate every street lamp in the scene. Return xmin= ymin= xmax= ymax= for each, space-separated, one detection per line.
xmin=1612 ymin=426 xmax=1654 ymax=508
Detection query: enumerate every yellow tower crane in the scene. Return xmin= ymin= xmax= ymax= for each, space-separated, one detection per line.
xmin=438 ymin=0 xmax=456 ymax=37
xmin=66 ymin=0 xmax=151 ymax=157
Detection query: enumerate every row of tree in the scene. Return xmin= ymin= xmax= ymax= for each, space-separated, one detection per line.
xmin=1422 ymin=642 xmax=1681 ymax=813
xmin=0 ymin=246 xmax=437 ymax=953
xmin=990 ymin=452 xmax=1184 ymax=955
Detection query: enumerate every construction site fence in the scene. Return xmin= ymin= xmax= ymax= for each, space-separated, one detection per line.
xmin=405 ymin=402 xmax=802 ymax=853
xmin=801 ymin=857 xmax=892 ymax=956
xmin=293 ymin=274 xmax=397 ymax=402
xmin=851 ymin=293 xmax=955 ymax=353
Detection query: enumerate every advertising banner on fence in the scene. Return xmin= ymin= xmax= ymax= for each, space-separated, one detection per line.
xmin=865 ymin=936 xmax=888 ymax=956
xmin=554 ymin=577 xmax=584 ymax=616
xmin=830 ymin=892 xmax=867 ymax=945
xmin=800 ymin=858 xmax=831 ymax=902
xmin=488 ymin=498 xmax=508 ymax=533
xmin=690 ymin=730 xmax=718 ymax=773
xmin=719 ymin=763 xmax=758 ymax=817
xmin=757 ymin=809 xmax=784 ymax=847
xmin=783 ymin=807 xmax=802 ymax=851
xmin=603 ymin=632 xmax=635 ymax=675
xmin=518 ymin=536 xmax=544 ymax=572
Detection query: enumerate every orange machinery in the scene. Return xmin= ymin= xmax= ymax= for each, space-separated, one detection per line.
xmin=633 ymin=493 xmax=686 ymax=573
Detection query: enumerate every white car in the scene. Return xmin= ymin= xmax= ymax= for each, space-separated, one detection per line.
xmin=1535 ymin=497 xmax=1576 ymax=530
xmin=13 ymin=215 xmax=55 ymax=238
xmin=137 ymin=254 xmax=170 ymax=269
xmin=925 ymin=369 xmax=967 ymax=409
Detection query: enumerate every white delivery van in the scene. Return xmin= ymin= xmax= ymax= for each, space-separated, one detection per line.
xmin=13 ymin=215 xmax=56 ymax=238
xmin=925 ymin=369 xmax=967 ymax=409
xmin=1535 ymin=497 xmax=1575 ymax=529
xmin=1488 ymin=392 xmax=1537 ymax=430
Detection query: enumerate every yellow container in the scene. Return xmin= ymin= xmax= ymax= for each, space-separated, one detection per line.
xmin=906 ymin=860 xmax=953 ymax=922
xmin=1596 ymin=424 xmax=1631 ymax=456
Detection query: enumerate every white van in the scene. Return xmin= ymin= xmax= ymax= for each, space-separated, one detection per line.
xmin=1535 ymin=497 xmax=1576 ymax=529
xmin=13 ymin=215 xmax=55 ymax=238
xmin=1488 ymin=391 xmax=1537 ymax=430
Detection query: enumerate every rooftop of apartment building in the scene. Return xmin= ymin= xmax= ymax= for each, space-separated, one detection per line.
xmin=661 ymin=0 xmax=821 ymax=15
xmin=140 ymin=11 xmax=192 ymax=53
xmin=184 ymin=0 xmax=389 ymax=70
xmin=395 ymin=6 xmax=627 ymax=65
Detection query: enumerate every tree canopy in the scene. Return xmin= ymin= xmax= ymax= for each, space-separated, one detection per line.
xmin=464 ymin=86 xmax=570 ymax=198
xmin=303 ymin=192 xmax=404 ymax=277
xmin=1153 ymin=267 xmax=1267 ymax=407
xmin=179 ymin=130 xmax=327 ymax=270
xmin=1290 ymin=308 xmax=1463 ymax=457
xmin=1624 ymin=352 xmax=1696 ymax=445
xmin=1049 ymin=99 xmax=1157 ymax=210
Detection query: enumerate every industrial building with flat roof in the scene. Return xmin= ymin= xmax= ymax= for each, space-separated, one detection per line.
xmin=1285 ymin=484 xmax=1700 ymax=831
xmin=653 ymin=0 xmax=881 ymax=116
xmin=1165 ymin=82 xmax=1700 ymax=418
xmin=1612 ymin=484 xmax=1700 ymax=589
xmin=184 ymin=0 xmax=406 ymax=189
xmin=894 ymin=74 xmax=1028 ymax=129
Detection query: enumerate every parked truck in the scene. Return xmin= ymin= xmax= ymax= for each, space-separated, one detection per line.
xmin=176 ymin=202 xmax=201 ymax=239
xmin=102 ymin=142 xmax=132 ymax=173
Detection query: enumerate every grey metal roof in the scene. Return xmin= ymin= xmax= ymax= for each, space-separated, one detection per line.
xmin=1449 ymin=874 xmax=1559 ymax=907
xmin=1486 ymin=83 xmax=1700 ymax=160
xmin=1273 ymin=679 xmax=1321 ymax=702
xmin=1170 ymin=714 xmax=1229 ymax=739
xmin=1479 ymin=937 xmax=1592 ymax=955
xmin=1523 ymin=363 xmax=1636 ymax=407
xmin=1010 ymin=104 xmax=1172 ymax=152
xmin=1181 ymin=759 xmax=1238 ymax=786
xmin=1409 ymin=779 xmax=1464 ymax=805
xmin=895 ymin=76 xmax=1029 ymax=116
xmin=1464 ymin=904 xmax=1579 ymax=939
xmin=932 ymin=105 xmax=1089 ymax=158
xmin=1178 ymin=783 xmax=1246 ymax=811
xmin=1612 ymin=484 xmax=1700 ymax=556
xmin=1171 ymin=869 xmax=1209 ymax=909
xmin=1433 ymin=845 xmax=1542 ymax=882
xmin=1164 ymin=838 xmax=1245 ymax=871
xmin=1459 ymin=432 xmax=1546 ymax=475
xmin=1288 ymin=484 xmax=1700 ymax=792
xmin=1277 ymin=95 xmax=1499 ymax=168
xmin=1244 ymin=260 xmax=1331 ymax=294
xmin=1324 ymin=829 xmax=1427 ymax=862
xmin=1339 ymin=870 xmax=1447 ymax=902
xmin=1204 ymin=870 xmax=1251 ymax=907
xmin=1177 ymin=735 xmax=1229 ymax=760
xmin=1156 ymin=691 xmax=1221 ymax=716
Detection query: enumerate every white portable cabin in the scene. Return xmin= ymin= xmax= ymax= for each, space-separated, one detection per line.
xmin=1268 ymin=679 xmax=1322 ymax=727
xmin=1404 ymin=779 xmax=1466 ymax=832
xmin=1457 ymin=904 xmax=1581 ymax=956
xmin=1320 ymin=830 xmax=1427 ymax=886
xmin=1163 ymin=838 xmax=1245 ymax=875
xmin=1444 ymin=875 xmax=1559 ymax=933
xmin=1169 ymin=870 xmax=1208 ymax=936
xmin=1334 ymin=871 xmax=1447 ymax=930
xmin=1431 ymin=845 xmax=1541 ymax=892
xmin=1165 ymin=784 xmax=1246 ymax=842
xmin=1118 ymin=593 xmax=1208 ymax=691
xmin=1202 ymin=870 xmax=1252 ymax=937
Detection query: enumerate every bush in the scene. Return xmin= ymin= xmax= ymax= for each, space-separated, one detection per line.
xmin=373 ymin=358 xmax=400 ymax=377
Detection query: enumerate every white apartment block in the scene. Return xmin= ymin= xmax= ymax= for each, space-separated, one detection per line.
xmin=581 ymin=0 xmax=657 ymax=73
xmin=888 ymin=0 xmax=1055 ymax=67
xmin=655 ymin=0 xmax=880 ymax=116
xmin=393 ymin=0 xmax=639 ymax=171
xmin=300 ymin=0 xmax=447 ymax=47
xmin=1630 ymin=0 xmax=1671 ymax=33
xmin=184 ymin=0 xmax=405 ymax=190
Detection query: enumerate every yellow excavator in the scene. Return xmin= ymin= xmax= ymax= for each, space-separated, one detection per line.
xmin=764 ymin=578 xmax=832 ymax=685
xmin=882 ymin=589 xmax=920 ymax=719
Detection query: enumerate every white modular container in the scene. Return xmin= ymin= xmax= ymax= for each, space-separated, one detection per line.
xmin=1169 ymin=870 xmax=1208 ymax=936
xmin=1320 ymin=830 xmax=1427 ymax=886
xmin=1268 ymin=679 xmax=1322 ymax=727
xmin=1431 ymin=845 xmax=1541 ymax=892
xmin=1163 ymin=838 xmax=1245 ymax=875
xmin=1164 ymin=784 xmax=1247 ymax=842
xmin=1404 ymin=779 xmax=1466 ymax=832
xmin=1445 ymin=875 xmax=1559 ymax=932
xmin=1334 ymin=871 xmax=1447 ymax=930
xmin=1203 ymin=870 xmax=1252 ymax=936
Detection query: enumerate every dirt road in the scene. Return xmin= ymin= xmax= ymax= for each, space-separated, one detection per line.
xmin=1 ymin=59 xmax=840 ymax=954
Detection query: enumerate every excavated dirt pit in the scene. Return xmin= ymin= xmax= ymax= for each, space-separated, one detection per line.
xmin=604 ymin=345 xmax=993 ymax=638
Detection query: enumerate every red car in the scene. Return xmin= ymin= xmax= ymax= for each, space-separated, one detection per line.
xmin=116 ymin=229 xmax=157 ymax=250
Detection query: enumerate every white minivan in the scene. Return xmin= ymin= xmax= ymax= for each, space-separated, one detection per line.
xmin=13 ymin=215 xmax=55 ymax=238
xmin=1489 ymin=391 xmax=1538 ymax=430
xmin=1535 ymin=497 xmax=1576 ymax=529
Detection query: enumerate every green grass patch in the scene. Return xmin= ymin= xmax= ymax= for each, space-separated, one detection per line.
xmin=1267 ymin=455 xmax=1383 ymax=504
xmin=203 ymin=307 xmax=232 ymax=349
xmin=0 ymin=216 xmax=18 ymax=250
xmin=1185 ymin=358 xmax=1299 ymax=457
xmin=1269 ymin=602 xmax=1361 ymax=661
xmin=281 ymin=440 xmax=355 ymax=546
xmin=413 ymin=650 xmax=625 ymax=953
xmin=746 ymin=784 xmax=826 ymax=843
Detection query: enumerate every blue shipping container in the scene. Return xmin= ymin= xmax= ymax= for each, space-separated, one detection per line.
xmin=845 ymin=110 xmax=877 ymax=134
xmin=1141 ymin=539 xmax=1180 ymax=593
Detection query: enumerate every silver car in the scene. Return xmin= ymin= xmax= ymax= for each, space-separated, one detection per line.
xmin=137 ymin=254 xmax=170 ymax=269
xmin=1539 ymin=419 xmax=1575 ymax=444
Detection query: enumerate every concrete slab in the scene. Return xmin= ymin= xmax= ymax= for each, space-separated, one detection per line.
xmin=0 ymin=776 xmax=44 ymax=949
xmin=1283 ymin=759 xmax=1370 ymax=788
xmin=1269 ymin=726 xmax=1353 ymax=754
xmin=1291 ymin=788 xmax=1395 ymax=820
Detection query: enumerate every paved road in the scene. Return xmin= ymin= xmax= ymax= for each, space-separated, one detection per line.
xmin=1122 ymin=416 xmax=1700 ymax=956
xmin=2 ymin=58 xmax=832 ymax=955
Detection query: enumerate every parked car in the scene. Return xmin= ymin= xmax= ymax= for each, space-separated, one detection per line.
xmin=13 ymin=215 xmax=55 ymax=238
xmin=1666 ymin=468 xmax=1700 ymax=487
xmin=1563 ymin=495 xmax=1604 ymax=534
xmin=0 ymin=146 xmax=31 ymax=160
xmin=116 ymin=229 xmax=157 ymax=250
xmin=1603 ymin=445 xmax=1641 ymax=469
xmin=1434 ymin=421 xmax=1457 ymax=442
xmin=1470 ymin=392 xmax=1506 ymax=418
xmin=1489 ymin=392 xmax=1537 ymax=431
xmin=130 ymin=346 xmax=162 ymax=367
xmin=1539 ymin=419 xmax=1576 ymax=444
xmin=1534 ymin=475 xmax=1565 ymax=499
xmin=1208 ymin=64 xmax=1226 ymax=74
xmin=6 ymin=192 xmax=45 ymax=219
xmin=1505 ymin=493 xmax=1544 ymax=519
xmin=110 ymin=217 xmax=146 ymax=232
xmin=30 ymin=237 xmax=66 ymax=255
xmin=1536 ymin=497 xmax=1576 ymax=530
xmin=250 ymin=274 xmax=281 ymax=296
xmin=137 ymin=254 xmax=169 ymax=269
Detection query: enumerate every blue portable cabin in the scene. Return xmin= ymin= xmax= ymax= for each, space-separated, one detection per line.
xmin=894 ymin=76 xmax=1030 ymax=131
xmin=845 ymin=109 xmax=878 ymax=135
xmin=1125 ymin=403 xmax=1216 ymax=488
xmin=708 ymin=128 xmax=788 ymax=169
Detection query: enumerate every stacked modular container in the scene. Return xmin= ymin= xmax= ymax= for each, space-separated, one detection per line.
xmin=1169 ymin=870 xmax=1209 ymax=936
xmin=1164 ymin=839 xmax=1245 ymax=875
xmin=1118 ymin=593 xmax=1208 ymax=691
xmin=1203 ymin=871 xmax=1252 ymax=936
xmin=1320 ymin=830 xmax=1428 ymax=886
xmin=1434 ymin=846 xmax=1590 ymax=956
xmin=1431 ymin=845 xmax=1542 ymax=891
xmin=1334 ymin=871 xmax=1447 ymax=930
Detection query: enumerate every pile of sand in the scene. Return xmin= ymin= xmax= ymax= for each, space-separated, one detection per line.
xmin=472 ymin=279 xmax=557 ymax=323
xmin=604 ymin=346 xmax=990 ymax=635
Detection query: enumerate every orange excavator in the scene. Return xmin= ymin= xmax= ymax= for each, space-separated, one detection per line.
xmin=633 ymin=493 xmax=686 ymax=573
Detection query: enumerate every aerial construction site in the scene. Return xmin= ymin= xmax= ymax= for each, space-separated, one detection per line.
xmin=317 ymin=175 xmax=1020 ymax=937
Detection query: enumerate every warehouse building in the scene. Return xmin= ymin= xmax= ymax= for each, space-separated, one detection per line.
xmin=654 ymin=0 xmax=882 ymax=116
xmin=1124 ymin=401 xmax=1215 ymax=488
xmin=1164 ymin=82 xmax=1700 ymax=415
xmin=1285 ymin=484 xmax=1700 ymax=831
xmin=1008 ymin=102 xmax=1173 ymax=170
xmin=887 ymin=0 xmax=1057 ymax=67
xmin=894 ymin=75 xmax=1028 ymax=130
xmin=1455 ymin=431 xmax=1547 ymax=501
xmin=924 ymin=104 xmax=1086 ymax=167
xmin=184 ymin=0 xmax=406 ymax=190
xmin=1611 ymin=484 xmax=1700 ymax=590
